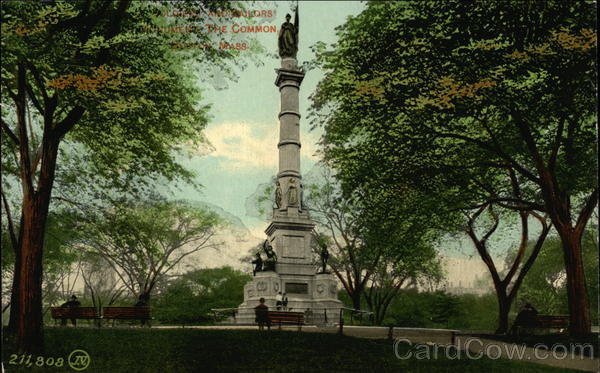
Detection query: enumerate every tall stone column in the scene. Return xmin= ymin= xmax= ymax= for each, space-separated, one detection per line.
xmin=268 ymin=55 xmax=314 ymax=273
xmin=275 ymin=58 xmax=305 ymax=216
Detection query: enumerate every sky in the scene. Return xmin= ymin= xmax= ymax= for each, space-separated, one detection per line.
xmin=163 ymin=1 xmax=527 ymax=278
xmin=169 ymin=1 xmax=366 ymax=239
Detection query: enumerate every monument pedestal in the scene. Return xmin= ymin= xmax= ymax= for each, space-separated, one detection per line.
xmin=236 ymin=212 xmax=342 ymax=325
xmin=236 ymin=270 xmax=342 ymax=325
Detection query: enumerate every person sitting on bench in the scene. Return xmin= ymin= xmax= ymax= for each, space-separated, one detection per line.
xmin=254 ymin=298 xmax=270 ymax=331
xmin=60 ymin=295 xmax=81 ymax=326
xmin=510 ymin=303 xmax=538 ymax=335
xmin=134 ymin=294 xmax=149 ymax=327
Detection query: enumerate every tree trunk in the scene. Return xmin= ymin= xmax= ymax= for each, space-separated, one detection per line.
xmin=14 ymin=135 xmax=59 ymax=353
xmin=350 ymin=291 xmax=362 ymax=310
xmin=372 ymin=299 xmax=384 ymax=325
xmin=495 ymin=294 xmax=512 ymax=335
xmin=375 ymin=307 xmax=385 ymax=326
xmin=557 ymin=227 xmax=591 ymax=336
xmin=15 ymin=194 xmax=51 ymax=353
xmin=537 ymin=168 xmax=593 ymax=336
xmin=141 ymin=290 xmax=152 ymax=304
xmin=8 ymin=250 xmax=22 ymax=332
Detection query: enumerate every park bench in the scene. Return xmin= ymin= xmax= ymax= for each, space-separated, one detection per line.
xmin=50 ymin=307 xmax=101 ymax=326
xmin=102 ymin=306 xmax=152 ymax=327
xmin=512 ymin=314 xmax=569 ymax=335
xmin=268 ymin=311 xmax=304 ymax=331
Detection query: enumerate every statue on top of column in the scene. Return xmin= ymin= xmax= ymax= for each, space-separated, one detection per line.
xmin=278 ymin=8 xmax=299 ymax=59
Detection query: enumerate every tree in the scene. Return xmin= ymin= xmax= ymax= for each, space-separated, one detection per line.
xmin=364 ymin=243 xmax=442 ymax=325
xmin=430 ymin=292 xmax=461 ymax=328
xmin=1 ymin=1 xmax=251 ymax=351
xmin=81 ymin=200 xmax=222 ymax=303
xmin=311 ymin=1 xmax=596 ymax=335
xmin=80 ymin=252 xmax=128 ymax=314
xmin=509 ymin=224 xmax=598 ymax=320
xmin=1 ymin=210 xmax=82 ymax=316
xmin=154 ymin=266 xmax=251 ymax=325
xmin=464 ymin=204 xmax=550 ymax=333
xmin=308 ymin=169 xmax=446 ymax=312
xmin=308 ymin=178 xmax=373 ymax=310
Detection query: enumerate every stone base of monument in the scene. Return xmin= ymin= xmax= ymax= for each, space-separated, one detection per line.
xmin=236 ymin=271 xmax=343 ymax=326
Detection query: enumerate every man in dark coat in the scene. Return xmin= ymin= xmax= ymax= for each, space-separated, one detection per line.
xmin=510 ymin=303 xmax=539 ymax=335
xmin=254 ymin=297 xmax=270 ymax=331
xmin=134 ymin=293 xmax=150 ymax=327
xmin=60 ymin=295 xmax=81 ymax=326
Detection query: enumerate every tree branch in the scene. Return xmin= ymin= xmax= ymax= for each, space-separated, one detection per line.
xmin=547 ymin=114 xmax=567 ymax=171
xmin=510 ymin=109 xmax=547 ymax=176
xmin=431 ymin=129 xmax=540 ymax=183
xmin=25 ymin=83 xmax=44 ymax=117
xmin=52 ymin=106 xmax=85 ymax=139
xmin=467 ymin=198 xmax=545 ymax=212
xmin=1 ymin=117 xmax=20 ymax=145
xmin=1 ymin=190 xmax=19 ymax=252
xmin=508 ymin=212 xmax=550 ymax=300
xmin=575 ymin=188 xmax=598 ymax=235
xmin=503 ymin=211 xmax=528 ymax=286
xmin=16 ymin=63 xmax=34 ymax=198
xmin=482 ymin=206 xmax=500 ymax=243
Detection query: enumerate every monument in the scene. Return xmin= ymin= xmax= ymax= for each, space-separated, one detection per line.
xmin=236 ymin=9 xmax=342 ymax=325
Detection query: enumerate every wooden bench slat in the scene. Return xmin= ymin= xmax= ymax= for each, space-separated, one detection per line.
xmin=534 ymin=315 xmax=569 ymax=328
xmin=51 ymin=307 xmax=100 ymax=319
xmin=267 ymin=311 xmax=304 ymax=327
xmin=513 ymin=314 xmax=569 ymax=334
xmin=270 ymin=317 xmax=304 ymax=321
xmin=102 ymin=307 xmax=151 ymax=320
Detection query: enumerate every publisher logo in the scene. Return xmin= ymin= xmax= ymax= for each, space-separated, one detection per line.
xmin=68 ymin=349 xmax=90 ymax=371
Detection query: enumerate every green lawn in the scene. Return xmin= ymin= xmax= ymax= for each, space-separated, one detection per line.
xmin=2 ymin=328 xmax=584 ymax=373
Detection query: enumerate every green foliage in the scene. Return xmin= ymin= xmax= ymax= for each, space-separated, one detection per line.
xmin=153 ymin=266 xmax=250 ymax=325
xmin=2 ymin=209 xmax=83 ymax=309
xmin=430 ymin=292 xmax=461 ymax=327
xmin=1 ymin=1 xmax=256 ymax=209
xmin=310 ymin=0 xmax=597 ymax=335
xmin=81 ymin=199 xmax=223 ymax=300
xmin=40 ymin=211 xmax=85 ymax=307
xmin=511 ymin=228 xmax=599 ymax=320
xmin=42 ymin=211 xmax=82 ymax=276
xmin=311 ymin=0 xmax=596 ymax=216
xmin=337 ymin=290 xmax=366 ymax=310
xmin=385 ymin=289 xmax=500 ymax=331
xmin=306 ymin=169 xmax=445 ymax=316
xmin=0 ymin=0 xmax=252 ymax=351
